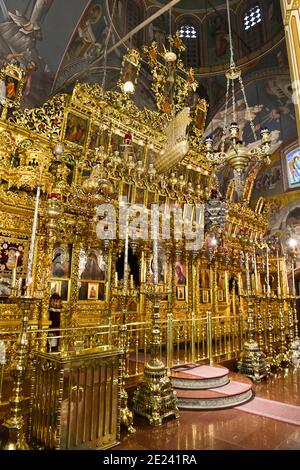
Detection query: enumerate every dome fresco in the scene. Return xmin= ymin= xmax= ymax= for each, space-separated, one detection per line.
xmin=0 ymin=0 xmax=296 ymax=173
xmin=151 ymin=0 xmax=240 ymax=10
xmin=0 ymin=1 xmax=284 ymax=105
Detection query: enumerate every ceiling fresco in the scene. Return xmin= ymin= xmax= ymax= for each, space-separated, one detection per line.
xmin=0 ymin=0 xmax=289 ymax=120
xmin=151 ymin=0 xmax=241 ymax=12
xmin=205 ymin=39 xmax=297 ymax=150
xmin=0 ymin=0 xmax=91 ymax=106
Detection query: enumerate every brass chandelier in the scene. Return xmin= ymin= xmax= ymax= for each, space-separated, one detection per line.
xmin=204 ymin=0 xmax=271 ymax=195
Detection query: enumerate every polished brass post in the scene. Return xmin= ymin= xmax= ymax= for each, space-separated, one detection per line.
xmin=0 ymin=365 xmax=4 ymax=404
xmin=1 ymin=298 xmax=31 ymax=450
xmin=276 ymin=295 xmax=290 ymax=367
xmin=291 ymin=251 xmax=299 ymax=341
xmin=117 ymin=209 xmax=136 ymax=434
xmin=265 ymin=294 xmax=276 ymax=369
xmin=167 ymin=308 xmax=173 ymax=374
xmin=207 ymin=310 xmax=213 ymax=365
xmin=238 ymin=242 xmax=269 ymax=381
xmin=261 ymin=244 xmax=276 ymax=370
xmin=119 ymin=295 xmax=135 ymax=434
xmin=255 ymin=295 xmax=264 ymax=352
xmin=133 ymin=286 xmax=179 ymax=426
xmin=289 ymin=245 xmax=300 ymax=366
xmin=274 ymin=244 xmax=290 ymax=367
xmin=133 ymin=208 xmax=178 ymax=425
xmin=190 ymin=250 xmax=198 ymax=364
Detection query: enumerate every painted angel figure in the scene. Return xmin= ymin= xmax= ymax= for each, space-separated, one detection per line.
xmin=0 ymin=0 xmax=54 ymax=68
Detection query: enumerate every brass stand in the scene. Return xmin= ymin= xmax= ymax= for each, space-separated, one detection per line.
xmin=133 ymin=287 xmax=179 ymax=426
xmin=275 ymin=295 xmax=290 ymax=367
xmin=116 ymin=292 xmax=136 ymax=434
xmin=238 ymin=293 xmax=269 ymax=381
xmin=288 ymin=251 xmax=300 ymax=366
xmin=264 ymin=295 xmax=277 ymax=370
xmin=255 ymin=294 xmax=264 ymax=352
xmin=1 ymin=298 xmax=31 ymax=450
xmin=289 ymin=295 xmax=300 ymax=367
xmin=238 ymin=251 xmax=269 ymax=381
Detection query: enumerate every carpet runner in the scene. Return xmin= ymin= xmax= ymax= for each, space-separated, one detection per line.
xmin=237 ymin=396 xmax=300 ymax=426
xmin=178 ymin=365 xmax=229 ymax=379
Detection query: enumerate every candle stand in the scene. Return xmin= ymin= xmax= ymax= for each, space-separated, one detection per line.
xmin=133 ymin=284 xmax=179 ymax=426
xmin=1 ymin=298 xmax=31 ymax=450
xmin=288 ymin=245 xmax=300 ymax=367
xmin=111 ymin=285 xmax=137 ymax=434
xmin=238 ymin=242 xmax=269 ymax=381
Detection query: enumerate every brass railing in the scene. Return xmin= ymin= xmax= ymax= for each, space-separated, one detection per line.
xmin=0 ymin=311 xmax=247 ymax=390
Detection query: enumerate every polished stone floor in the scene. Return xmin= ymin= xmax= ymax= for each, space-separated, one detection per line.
xmin=117 ymin=369 xmax=300 ymax=450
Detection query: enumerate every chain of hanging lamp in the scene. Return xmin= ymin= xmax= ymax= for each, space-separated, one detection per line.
xmin=101 ymin=0 xmax=118 ymax=90
xmin=224 ymin=0 xmax=257 ymax=142
xmin=205 ymin=0 xmax=271 ymax=197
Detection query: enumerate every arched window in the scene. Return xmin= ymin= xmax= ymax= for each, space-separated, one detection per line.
xmin=180 ymin=25 xmax=197 ymax=39
xmin=242 ymin=4 xmax=264 ymax=52
xmin=178 ymin=20 xmax=200 ymax=68
xmin=244 ymin=4 xmax=262 ymax=30
xmin=126 ymin=0 xmax=143 ymax=47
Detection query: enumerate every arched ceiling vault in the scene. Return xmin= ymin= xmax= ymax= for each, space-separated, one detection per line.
xmin=0 ymin=0 xmax=296 ymax=154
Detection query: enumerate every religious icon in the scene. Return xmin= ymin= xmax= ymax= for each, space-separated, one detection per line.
xmin=0 ymin=277 xmax=10 ymax=297
xmin=135 ymin=188 xmax=145 ymax=205
xmin=199 ymin=269 xmax=210 ymax=289
xmin=51 ymin=244 xmax=71 ymax=279
xmin=175 ymin=260 xmax=186 ymax=285
xmin=64 ymin=112 xmax=88 ymax=147
xmin=50 ymin=281 xmax=61 ymax=296
xmin=0 ymin=242 xmax=24 ymax=272
xmin=78 ymin=248 xmax=106 ymax=301
xmin=88 ymin=124 xmax=100 ymax=150
xmin=88 ymin=283 xmax=98 ymax=300
xmin=110 ymin=133 xmax=123 ymax=152
xmin=176 ymin=286 xmax=185 ymax=301
xmin=99 ymin=128 xmax=108 ymax=150
xmin=285 ymin=147 xmax=300 ymax=189
xmin=4 ymin=76 xmax=19 ymax=101
xmin=80 ymin=253 xmax=106 ymax=281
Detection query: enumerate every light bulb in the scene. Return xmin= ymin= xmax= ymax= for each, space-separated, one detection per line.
xmin=53 ymin=142 xmax=64 ymax=156
xmin=211 ymin=236 xmax=218 ymax=247
xmin=123 ymin=81 xmax=135 ymax=94
xmin=288 ymin=238 xmax=297 ymax=249
xmin=164 ymin=51 xmax=177 ymax=63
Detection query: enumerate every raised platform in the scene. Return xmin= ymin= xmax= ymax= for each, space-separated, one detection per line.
xmin=171 ymin=364 xmax=253 ymax=410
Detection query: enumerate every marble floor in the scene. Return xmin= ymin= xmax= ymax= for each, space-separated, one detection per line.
xmin=117 ymin=368 xmax=300 ymax=450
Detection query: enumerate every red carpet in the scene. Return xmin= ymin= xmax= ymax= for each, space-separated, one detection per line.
xmin=237 ymin=396 xmax=300 ymax=426
xmin=179 ymin=365 xmax=229 ymax=379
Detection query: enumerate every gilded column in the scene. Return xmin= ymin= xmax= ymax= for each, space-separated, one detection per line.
xmin=39 ymin=223 xmax=57 ymax=352
xmin=138 ymin=248 xmax=146 ymax=322
xmin=69 ymin=235 xmax=82 ymax=328
xmin=280 ymin=0 xmax=300 ymax=137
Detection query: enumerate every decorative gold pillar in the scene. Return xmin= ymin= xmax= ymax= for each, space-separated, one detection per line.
xmin=187 ymin=251 xmax=196 ymax=363
xmin=138 ymin=247 xmax=147 ymax=321
xmin=39 ymin=219 xmax=58 ymax=352
xmin=280 ymin=0 xmax=300 ymax=138
xmin=69 ymin=235 xmax=83 ymax=328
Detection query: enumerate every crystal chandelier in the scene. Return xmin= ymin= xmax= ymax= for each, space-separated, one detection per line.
xmin=204 ymin=0 xmax=271 ymax=196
